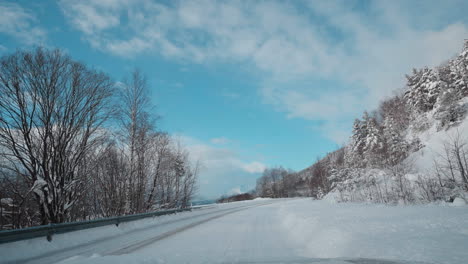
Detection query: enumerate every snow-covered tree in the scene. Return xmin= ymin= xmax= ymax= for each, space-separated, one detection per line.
xmin=379 ymin=95 xmax=411 ymax=166
xmin=362 ymin=112 xmax=385 ymax=166
xmin=446 ymin=40 xmax=468 ymax=99
xmin=433 ymin=41 xmax=468 ymax=129
xmin=404 ymin=67 xmax=441 ymax=113
xmin=346 ymin=117 xmax=367 ymax=167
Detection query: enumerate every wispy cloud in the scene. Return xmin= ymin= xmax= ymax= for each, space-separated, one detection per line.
xmin=181 ymin=135 xmax=265 ymax=174
xmin=177 ymin=135 xmax=266 ymax=197
xmin=0 ymin=1 xmax=46 ymax=45
xmin=241 ymin=161 xmax=266 ymax=174
xmin=59 ymin=0 xmax=468 ymax=143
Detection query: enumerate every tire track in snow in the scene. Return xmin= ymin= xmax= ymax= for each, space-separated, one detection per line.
xmin=107 ymin=202 xmax=277 ymax=255
xmin=7 ymin=201 xmax=277 ymax=264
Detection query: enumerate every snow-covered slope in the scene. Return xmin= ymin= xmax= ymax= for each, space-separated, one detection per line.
xmin=277 ymin=40 xmax=468 ymax=204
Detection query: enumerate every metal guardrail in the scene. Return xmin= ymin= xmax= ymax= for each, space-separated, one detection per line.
xmin=0 ymin=207 xmax=194 ymax=244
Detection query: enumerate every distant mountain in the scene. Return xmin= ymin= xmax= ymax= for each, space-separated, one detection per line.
xmin=256 ymin=41 xmax=468 ymax=204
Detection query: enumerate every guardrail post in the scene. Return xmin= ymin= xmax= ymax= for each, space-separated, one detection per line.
xmin=46 ymin=224 xmax=54 ymax=242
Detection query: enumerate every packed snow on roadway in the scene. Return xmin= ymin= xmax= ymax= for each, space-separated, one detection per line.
xmin=1 ymin=198 xmax=467 ymax=264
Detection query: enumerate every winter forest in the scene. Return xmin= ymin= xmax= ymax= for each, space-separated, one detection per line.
xmin=0 ymin=48 xmax=198 ymax=230
xmin=256 ymin=41 xmax=468 ymax=204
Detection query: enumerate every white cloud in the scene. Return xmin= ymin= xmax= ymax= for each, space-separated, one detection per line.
xmin=314 ymin=121 xmax=352 ymax=146
xmin=176 ymin=135 xmax=266 ymax=198
xmin=181 ymin=136 xmax=265 ymax=174
xmin=0 ymin=1 xmax=46 ymax=45
xmin=241 ymin=161 xmax=267 ymax=174
xmin=60 ymin=0 xmax=468 ymax=143
xmin=227 ymin=186 xmax=242 ymax=196
xmin=59 ymin=0 xmax=123 ymax=35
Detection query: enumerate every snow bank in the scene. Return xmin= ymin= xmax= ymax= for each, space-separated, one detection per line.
xmin=451 ymin=197 xmax=466 ymax=206
xmin=408 ymin=112 xmax=468 ymax=173
xmin=322 ymin=191 xmax=339 ymax=204
xmin=253 ymin=197 xmax=272 ymax=201
xmin=277 ymin=199 xmax=468 ymax=264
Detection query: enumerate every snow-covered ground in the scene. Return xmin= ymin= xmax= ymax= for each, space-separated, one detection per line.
xmin=408 ymin=100 xmax=468 ymax=174
xmin=1 ymin=198 xmax=467 ymax=264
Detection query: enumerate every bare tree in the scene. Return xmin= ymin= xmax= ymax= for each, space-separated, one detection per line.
xmin=89 ymin=141 xmax=128 ymax=217
xmin=145 ymin=133 xmax=170 ymax=210
xmin=120 ymin=69 xmax=155 ymax=213
xmin=0 ymin=49 xmax=199 ymax=230
xmin=388 ymin=159 xmax=415 ymax=204
xmin=180 ymin=159 xmax=199 ymax=208
xmin=255 ymin=167 xmax=293 ymax=198
xmin=436 ymin=130 xmax=468 ymax=192
xmin=0 ymin=48 xmax=114 ymax=224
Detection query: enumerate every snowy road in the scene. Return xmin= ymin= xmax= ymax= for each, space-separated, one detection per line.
xmin=1 ymin=198 xmax=468 ymax=264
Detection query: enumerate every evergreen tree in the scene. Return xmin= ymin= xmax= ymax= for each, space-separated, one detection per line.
xmin=346 ymin=117 xmax=367 ymax=167
xmin=362 ymin=112 xmax=385 ymax=166
xmin=382 ymin=116 xmax=408 ymax=166
xmin=404 ymin=67 xmax=440 ymax=112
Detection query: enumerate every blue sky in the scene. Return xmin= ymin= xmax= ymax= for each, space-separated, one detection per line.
xmin=1 ymin=0 xmax=468 ymax=199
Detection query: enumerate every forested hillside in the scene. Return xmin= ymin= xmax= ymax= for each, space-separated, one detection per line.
xmin=256 ymin=41 xmax=468 ymax=204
